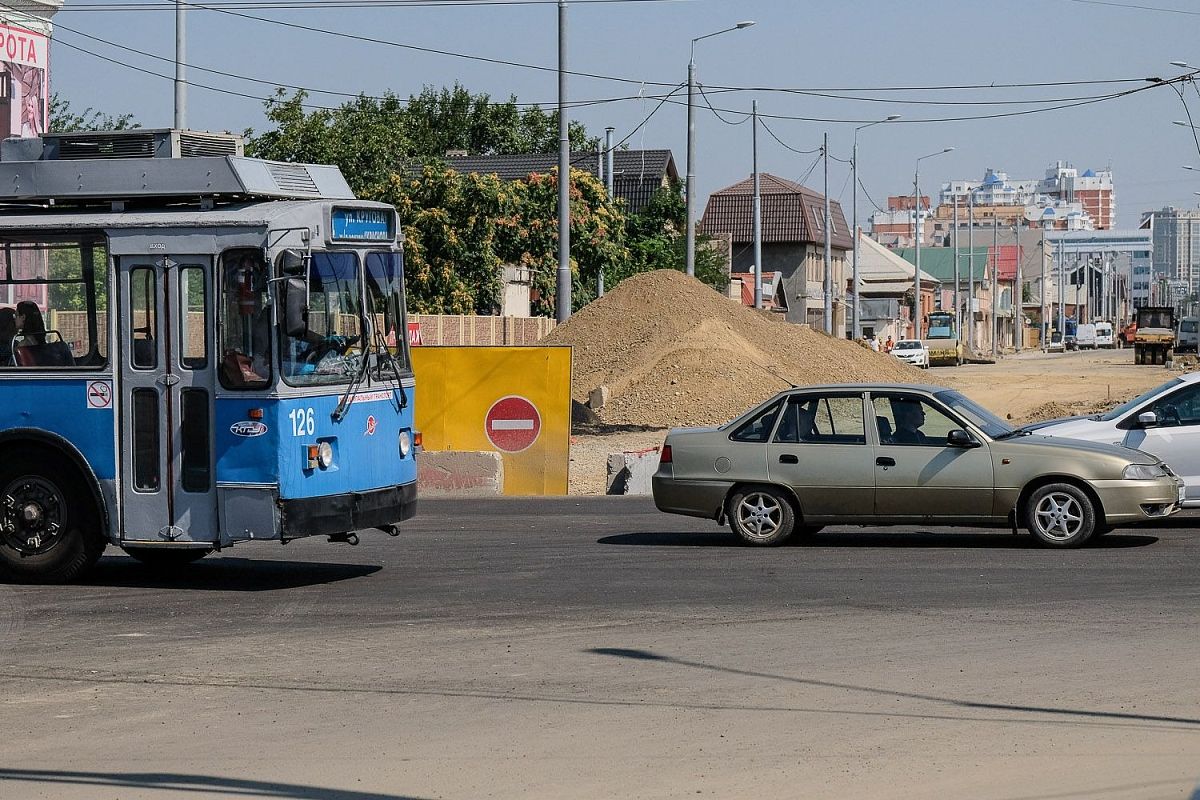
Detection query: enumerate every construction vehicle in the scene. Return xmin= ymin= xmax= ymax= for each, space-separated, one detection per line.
xmin=921 ymin=311 xmax=964 ymax=366
xmin=1133 ymin=306 xmax=1175 ymax=365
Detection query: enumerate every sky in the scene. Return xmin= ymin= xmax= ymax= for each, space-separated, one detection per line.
xmin=44 ymin=0 xmax=1200 ymax=229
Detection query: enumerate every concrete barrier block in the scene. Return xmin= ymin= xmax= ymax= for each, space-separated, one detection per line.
xmin=606 ymin=447 xmax=661 ymax=496
xmin=588 ymin=385 xmax=610 ymax=410
xmin=419 ymin=451 xmax=504 ymax=497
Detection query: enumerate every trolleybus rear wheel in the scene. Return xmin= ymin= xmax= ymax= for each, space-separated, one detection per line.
xmin=0 ymin=453 xmax=105 ymax=584
xmin=122 ymin=547 xmax=211 ymax=567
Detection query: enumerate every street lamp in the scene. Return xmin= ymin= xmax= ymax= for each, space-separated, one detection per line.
xmin=851 ymin=113 xmax=901 ymax=339
xmin=912 ymin=147 xmax=954 ymax=340
xmin=685 ymin=20 xmax=755 ymax=277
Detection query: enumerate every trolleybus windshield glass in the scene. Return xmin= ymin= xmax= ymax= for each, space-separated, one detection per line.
xmin=281 ymin=252 xmax=363 ymax=386
xmin=0 ymin=235 xmax=108 ymax=369
xmin=365 ymin=251 xmax=409 ymax=372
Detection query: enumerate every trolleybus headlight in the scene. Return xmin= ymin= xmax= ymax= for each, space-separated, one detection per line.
xmin=399 ymin=429 xmax=412 ymax=458
xmin=317 ymin=441 xmax=334 ymax=469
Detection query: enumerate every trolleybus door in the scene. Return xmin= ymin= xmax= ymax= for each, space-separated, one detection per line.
xmin=117 ymin=256 xmax=218 ymax=544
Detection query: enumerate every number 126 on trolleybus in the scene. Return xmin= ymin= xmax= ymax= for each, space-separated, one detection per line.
xmin=0 ymin=129 xmax=418 ymax=583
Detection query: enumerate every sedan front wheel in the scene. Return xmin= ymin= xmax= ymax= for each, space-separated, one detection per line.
xmin=729 ymin=486 xmax=796 ymax=546
xmin=1024 ymin=483 xmax=1096 ymax=548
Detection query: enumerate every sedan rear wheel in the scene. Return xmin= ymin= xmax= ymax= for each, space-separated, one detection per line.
xmin=1024 ymin=483 xmax=1096 ymax=548
xmin=729 ymin=486 xmax=795 ymax=546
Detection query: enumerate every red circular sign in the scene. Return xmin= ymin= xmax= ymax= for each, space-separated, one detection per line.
xmin=485 ymin=395 xmax=542 ymax=453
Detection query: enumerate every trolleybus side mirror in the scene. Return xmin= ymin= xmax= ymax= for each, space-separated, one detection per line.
xmin=282 ymin=277 xmax=309 ymax=339
xmin=279 ymin=249 xmax=306 ymax=276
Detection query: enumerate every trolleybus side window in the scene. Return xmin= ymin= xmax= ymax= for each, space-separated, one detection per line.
xmin=180 ymin=266 xmax=208 ymax=370
xmin=129 ymin=267 xmax=157 ymax=369
xmin=0 ymin=235 xmax=108 ymax=369
xmin=365 ymin=251 xmax=410 ymax=372
xmin=281 ymin=252 xmax=363 ymax=386
xmin=218 ymin=250 xmax=271 ymax=389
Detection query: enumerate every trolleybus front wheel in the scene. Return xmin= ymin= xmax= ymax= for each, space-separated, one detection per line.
xmin=0 ymin=453 xmax=106 ymax=584
xmin=122 ymin=547 xmax=211 ymax=567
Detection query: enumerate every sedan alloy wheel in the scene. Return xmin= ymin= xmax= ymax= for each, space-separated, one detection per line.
xmin=729 ymin=487 xmax=795 ymax=546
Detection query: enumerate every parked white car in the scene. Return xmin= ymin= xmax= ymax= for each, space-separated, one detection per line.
xmin=891 ymin=339 xmax=929 ymax=369
xmin=1027 ymin=372 xmax=1200 ymax=506
xmin=1076 ymin=323 xmax=1097 ymax=349
xmin=1095 ymin=321 xmax=1114 ymax=348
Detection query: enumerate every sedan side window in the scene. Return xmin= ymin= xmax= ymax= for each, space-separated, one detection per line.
xmin=873 ymin=395 xmax=961 ymax=447
xmin=730 ymin=399 xmax=783 ymax=443
xmin=776 ymin=395 xmax=866 ymax=444
xmin=1151 ymin=383 xmax=1200 ymax=426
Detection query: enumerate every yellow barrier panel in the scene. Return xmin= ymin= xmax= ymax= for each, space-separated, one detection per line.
xmin=412 ymin=346 xmax=572 ymax=496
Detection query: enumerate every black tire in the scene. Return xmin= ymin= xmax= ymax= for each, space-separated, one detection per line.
xmin=122 ymin=547 xmax=211 ymax=567
xmin=0 ymin=452 xmax=106 ymax=584
xmin=1091 ymin=525 xmax=1113 ymax=539
xmin=728 ymin=485 xmax=796 ymax=546
xmin=1023 ymin=482 xmax=1097 ymax=548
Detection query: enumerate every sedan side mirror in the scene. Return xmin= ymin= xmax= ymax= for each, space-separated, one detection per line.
xmin=1137 ymin=411 xmax=1159 ymax=428
xmin=947 ymin=429 xmax=980 ymax=448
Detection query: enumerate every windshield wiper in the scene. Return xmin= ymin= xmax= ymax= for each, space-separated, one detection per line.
xmin=332 ymin=335 xmax=371 ymax=423
xmin=371 ymin=326 xmax=409 ymax=410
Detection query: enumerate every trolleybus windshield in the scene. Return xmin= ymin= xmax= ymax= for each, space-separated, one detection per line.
xmin=281 ymin=251 xmax=364 ymax=386
xmin=365 ymin=251 xmax=409 ymax=372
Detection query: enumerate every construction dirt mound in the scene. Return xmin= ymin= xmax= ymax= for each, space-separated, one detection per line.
xmin=543 ymin=269 xmax=930 ymax=428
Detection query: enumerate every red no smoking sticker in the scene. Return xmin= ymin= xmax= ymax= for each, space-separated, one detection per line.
xmin=485 ymin=395 xmax=542 ymax=453
xmin=86 ymin=380 xmax=113 ymax=409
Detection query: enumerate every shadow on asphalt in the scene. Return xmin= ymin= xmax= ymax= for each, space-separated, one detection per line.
xmin=597 ymin=531 xmax=1159 ymax=549
xmin=0 ymin=769 xmax=423 ymax=799
xmin=78 ymin=557 xmax=381 ymax=591
xmin=586 ymin=647 xmax=1200 ymax=728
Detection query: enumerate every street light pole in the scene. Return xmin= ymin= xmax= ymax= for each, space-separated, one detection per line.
xmin=992 ymin=212 xmax=999 ymax=356
xmin=749 ymin=101 xmax=764 ymax=309
xmin=913 ymin=147 xmax=954 ymax=341
xmin=953 ymin=193 xmax=960 ymax=346
xmin=685 ymin=20 xmax=755 ymax=278
xmin=968 ymin=190 xmax=975 ymax=351
xmin=174 ymin=0 xmax=187 ymax=129
xmin=555 ymin=0 xmax=571 ymax=323
xmin=823 ymin=132 xmax=833 ymax=335
xmin=851 ymin=114 xmax=900 ymax=339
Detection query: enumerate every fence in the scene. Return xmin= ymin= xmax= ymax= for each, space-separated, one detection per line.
xmin=410 ymin=314 xmax=556 ymax=346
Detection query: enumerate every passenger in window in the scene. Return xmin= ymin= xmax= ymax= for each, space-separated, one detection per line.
xmin=891 ymin=401 xmax=931 ymax=445
xmin=0 ymin=307 xmax=15 ymax=365
xmin=15 ymin=301 xmax=46 ymax=345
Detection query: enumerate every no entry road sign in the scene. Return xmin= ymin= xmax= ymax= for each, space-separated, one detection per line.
xmin=485 ymin=395 xmax=542 ymax=453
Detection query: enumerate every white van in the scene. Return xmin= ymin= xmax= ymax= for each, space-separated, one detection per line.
xmin=1076 ymin=323 xmax=1097 ymax=349
xmin=1094 ymin=321 xmax=1114 ymax=348
xmin=1179 ymin=317 xmax=1199 ymax=354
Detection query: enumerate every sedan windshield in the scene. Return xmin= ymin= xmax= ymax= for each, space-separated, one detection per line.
xmin=1096 ymin=378 xmax=1183 ymax=421
xmin=894 ymin=341 xmax=921 ymax=351
xmin=934 ymin=390 xmax=1014 ymax=439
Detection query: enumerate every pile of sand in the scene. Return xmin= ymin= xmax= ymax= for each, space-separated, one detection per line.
xmin=544 ymin=269 xmax=929 ymax=428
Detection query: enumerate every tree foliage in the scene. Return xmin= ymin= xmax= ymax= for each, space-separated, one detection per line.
xmin=246 ymin=85 xmax=595 ymax=197
xmin=49 ymin=94 xmax=138 ymax=133
xmin=248 ymin=84 xmax=723 ymax=315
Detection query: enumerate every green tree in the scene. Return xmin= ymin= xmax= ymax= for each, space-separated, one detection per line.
xmin=49 ymin=94 xmax=137 ymax=132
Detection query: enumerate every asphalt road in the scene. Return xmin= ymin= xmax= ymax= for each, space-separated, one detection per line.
xmin=3 ymin=498 xmax=1200 ymax=800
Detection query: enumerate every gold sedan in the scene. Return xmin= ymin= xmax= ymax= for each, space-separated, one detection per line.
xmin=652 ymin=385 xmax=1184 ymax=548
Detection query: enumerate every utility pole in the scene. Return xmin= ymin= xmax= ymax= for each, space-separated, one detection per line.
xmin=1057 ymin=240 xmax=1065 ymax=337
xmin=992 ymin=212 xmax=999 ymax=356
xmin=555 ymin=0 xmax=571 ymax=323
xmin=849 ymin=114 xmax=898 ymax=339
xmin=1041 ymin=222 xmax=1048 ymax=351
xmin=1014 ymin=218 xmax=1023 ymax=352
xmin=752 ymin=100 xmax=762 ymax=309
xmin=953 ymin=193 xmax=960 ymax=346
xmin=968 ymin=191 xmax=975 ymax=351
xmin=823 ymin=132 xmax=833 ymax=335
xmin=174 ymin=0 xmax=187 ymax=129
xmin=599 ymin=126 xmax=614 ymax=298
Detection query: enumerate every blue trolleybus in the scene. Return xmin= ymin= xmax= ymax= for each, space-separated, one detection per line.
xmin=0 ymin=129 xmax=417 ymax=583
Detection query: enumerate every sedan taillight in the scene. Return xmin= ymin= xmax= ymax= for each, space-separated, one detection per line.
xmin=659 ymin=444 xmax=672 ymax=464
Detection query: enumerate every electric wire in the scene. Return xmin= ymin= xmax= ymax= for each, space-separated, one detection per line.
xmin=758 ymin=118 xmax=821 ymax=154
xmin=697 ymin=84 xmax=750 ymax=126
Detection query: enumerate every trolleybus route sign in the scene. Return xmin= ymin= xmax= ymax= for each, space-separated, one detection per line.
xmin=86 ymin=380 xmax=112 ymax=409
xmin=485 ymin=395 xmax=542 ymax=453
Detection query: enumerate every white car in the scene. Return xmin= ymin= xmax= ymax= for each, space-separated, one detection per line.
xmin=1026 ymin=372 xmax=1200 ymax=507
xmin=891 ymin=339 xmax=929 ymax=369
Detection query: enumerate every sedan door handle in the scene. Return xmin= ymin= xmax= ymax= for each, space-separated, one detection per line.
xmin=876 ymin=457 xmax=896 ymax=467
xmin=779 ymin=454 xmax=799 ymax=464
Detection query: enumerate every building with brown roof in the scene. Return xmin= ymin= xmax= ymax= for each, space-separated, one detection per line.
xmin=699 ymin=173 xmax=852 ymax=333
